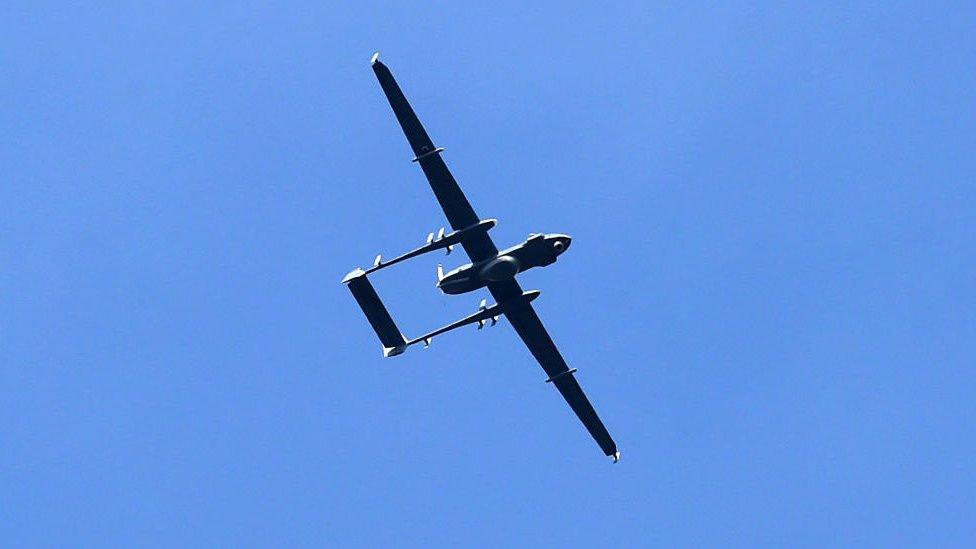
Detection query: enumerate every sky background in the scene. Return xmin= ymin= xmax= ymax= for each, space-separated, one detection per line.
xmin=3 ymin=2 xmax=975 ymax=546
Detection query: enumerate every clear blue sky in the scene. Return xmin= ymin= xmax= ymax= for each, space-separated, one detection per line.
xmin=3 ymin=2 xmax=974 ymax=546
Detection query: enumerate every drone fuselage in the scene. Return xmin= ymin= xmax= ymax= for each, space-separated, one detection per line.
xmin=437 ymin=233 xmax=571 ymax=295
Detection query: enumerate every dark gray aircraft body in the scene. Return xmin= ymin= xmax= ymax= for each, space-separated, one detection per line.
xmin=344 ymin=54 xmax=619 ymax=462
xmin=437 ymin=233 xmax=572 ymax=294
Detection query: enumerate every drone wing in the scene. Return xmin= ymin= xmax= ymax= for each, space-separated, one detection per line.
xmin=489 ymin=279 xmax=619 ymax=460
xmin=371 ymin=54 xmax=498 ymax=263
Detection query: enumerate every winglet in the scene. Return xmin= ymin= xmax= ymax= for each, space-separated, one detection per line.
xmin=611 ymin=451 xmax=620 ymax=463
xmin=370 ymin=52 xmax=380 ymax=66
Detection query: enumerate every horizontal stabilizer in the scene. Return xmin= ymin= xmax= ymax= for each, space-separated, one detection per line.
xmin=343 ymin=270 xmax=406 ymax=357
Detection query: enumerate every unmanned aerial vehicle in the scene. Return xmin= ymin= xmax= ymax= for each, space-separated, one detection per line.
xmin=344 ymin=54 xmax=619 ymax=462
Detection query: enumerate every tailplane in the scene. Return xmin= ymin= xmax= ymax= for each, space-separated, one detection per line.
xmin=342 ymin=269 xmax=407 ymax=357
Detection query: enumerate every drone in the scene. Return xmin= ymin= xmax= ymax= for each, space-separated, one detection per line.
xmin=343 ymin=54 xmax=619 ymax=462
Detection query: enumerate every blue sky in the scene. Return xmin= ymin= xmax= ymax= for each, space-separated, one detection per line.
xmin=2 ymin=2 xmax=974 ymax=546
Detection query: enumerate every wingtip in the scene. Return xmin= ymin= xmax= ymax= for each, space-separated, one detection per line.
xmin=611 ymin=451 xmax=620 ymax=463
xmin=370 ymin=52 xmax=380 ymax=66
xmin=383 ymin=344 xmax=406 ymax=357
